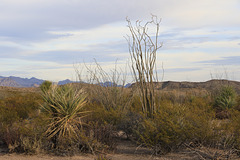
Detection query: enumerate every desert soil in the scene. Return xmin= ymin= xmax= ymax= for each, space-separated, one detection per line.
xmin=1 ymin=139 xmax=239 ymax=160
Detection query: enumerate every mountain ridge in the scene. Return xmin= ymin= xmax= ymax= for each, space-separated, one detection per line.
xmin=0 ymin=76 xmax=240 ymax=94
xmin=0 ymin=76 xmax=45 ymax=87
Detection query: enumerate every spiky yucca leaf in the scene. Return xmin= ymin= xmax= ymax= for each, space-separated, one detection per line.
xmin=41 ymin=84 xmax=88 ymax=140
xmin=214 ymin=86 xmax=236 ymax=110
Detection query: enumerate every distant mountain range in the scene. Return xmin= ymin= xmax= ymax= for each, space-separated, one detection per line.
xmin=0 ymin=76 xmax=73 ymax=88
xmin=0 ymin=76 xmax=44 ymax=87
xmin=1 ymin=76 xmax=240 ymax=94
xmin=98 ymin=81 xmax=132 ymax=88
xmin=0 ymin=76 xmax=131 ymax=88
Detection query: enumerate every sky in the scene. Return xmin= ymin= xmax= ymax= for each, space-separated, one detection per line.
xmin=0 ymin=0 xmax=240 ymax=82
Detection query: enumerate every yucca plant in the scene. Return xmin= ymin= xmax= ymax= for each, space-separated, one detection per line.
xmin=214 ymin=86 xmax=237 ymax=110
xmin=40 ymin=80 xmax=52 ymax=92
xmin=40 ymin=84 xmax=88 ymax=147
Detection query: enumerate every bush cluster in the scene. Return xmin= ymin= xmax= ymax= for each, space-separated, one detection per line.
xmin=0 ymin=82 xmax=240 ymax=157
xmin=0 ymin=92 xmax=45 ymax=153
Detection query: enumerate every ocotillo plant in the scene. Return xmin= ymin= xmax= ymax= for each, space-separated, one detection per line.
xmin=126 ymin=15 xmax=162 ymax=118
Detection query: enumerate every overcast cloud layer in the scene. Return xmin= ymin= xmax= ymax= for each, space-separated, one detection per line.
xmin=0 ymin=0 xmax=240 ymax=82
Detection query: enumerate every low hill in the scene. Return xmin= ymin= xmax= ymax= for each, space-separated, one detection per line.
xmin=131 ymin=79 xmax=240 ymax=94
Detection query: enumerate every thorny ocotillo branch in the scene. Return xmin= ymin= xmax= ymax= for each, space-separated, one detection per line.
xmin=126 ymin=15 xmax=162 ymax=118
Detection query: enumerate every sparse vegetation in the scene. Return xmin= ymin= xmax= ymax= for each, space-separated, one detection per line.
xmin=0 ymin=80 xmax=240 ymax=158
xmin=0 ymin=16 xmax=240 ymax=159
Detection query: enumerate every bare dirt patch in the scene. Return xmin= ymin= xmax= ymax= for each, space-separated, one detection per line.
xmin=2 ymin=139 xmax=239 ymax=160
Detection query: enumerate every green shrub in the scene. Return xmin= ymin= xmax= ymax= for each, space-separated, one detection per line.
xmin=6 ymin=119 xmax=45 ymax=154
xmin=88 ymin=103 xmax=123 ymax=126
xmin=87 ymin=85 xmax=132 ymax=112
xmin=235 ymin=95 xmax=240 ymax=111
xmin=40 ymin=80 xmax=52 ymax=92
xmin=223 ymin=110 xmax=240 ymax=152
xmin=117 ymin=111 xmax=143 ymax=139
xmin=87 ymin=121 xmax=116 ymax=151
xmin=214 ymin=86 xmax=237 ymax=110
xmin=134 ymin=101 xmax=215 ymax=155
xmin=0 ymin=92 xmax=43 ymax=153
xmin=40 ymin=84 xmax=88 ymax=147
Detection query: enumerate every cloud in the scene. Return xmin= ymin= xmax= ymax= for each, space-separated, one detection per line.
xmin=0 ymin=0 xmax=240 ymax=81
xmin=199 ymin=56 xmax=240 ymax=65
xmin=25 ymin=50 xmax=117 ymax=64
xmin=1 ymin=0 xmax=239 ymax=42
xmin=0 ymin=40 xmax=129 ymax=64
xmin=160 ymin=28 xmax=240 ymax=50
xmin=0 ymin=70 xmax=30 ymax=77
xmin=164 ymin=67 xmax=201 ymax=73
xmin=0 ymin=57 xmax=75 ymax=80
xmin=0 ymin=0 xmax=151 ymax=42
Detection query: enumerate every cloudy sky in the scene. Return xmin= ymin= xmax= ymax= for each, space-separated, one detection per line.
xmin=0 ymin=0 xmax=240 ymax=82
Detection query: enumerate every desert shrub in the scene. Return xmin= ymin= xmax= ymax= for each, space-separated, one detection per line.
xmin=134 ymin=101 xmax=215 ymax=155
xmin=0 ymin=93 xmax=41 ymax=120
xmin=213 ymin=86 xmax=237 ymax=119
xmin=160 ymin=90 xmax=186 ymax=104
xmin=234 ymin=95 xmax=240 ymax=111
xmin=87 ymin=122 xmax=116 ymax=151
xmin=40 ymin=83 xmax=117 ymax=154
xmin=6 ymin=118 xmax=46 ymax=154
xmin=214 ymin=86 xmax=237 ymax=110
xmin=117 ymin=95 xmax=144 ymax=138
xmin=185 ymin=95 xmax=213 ymax=113
xmin=86 ymin=94 xmax=143 ymax=141
xmin=84 ymin=103 xmax=121 ymax=148
xmin=76 ymin=61 xmax=133 ymax=112
xmin=40 ymin=80 xmax=52 ymax=92
xmin=130 ymin=94 xmax=145 ymax=113
xmin=0 ymin=92 xmax=43 ymax=154
xmin=117 ymin=111 xmax=143 ymax=139
xmin=86 ymin=85 xmax=133 ymax=112
xmin=222 ymin=110 xmax=240 ymax=153
xmin=81 ymin=84 xmax=133 ymax=142
xmin=89 ymin=103 xmax=123 ymax=126
xmin=40 ymin=84 xmax=88 ymax=148
xmin=45 ymin=121 xmax=116 ymax=156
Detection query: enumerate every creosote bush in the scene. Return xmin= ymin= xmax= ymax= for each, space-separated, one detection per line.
xmin=133 ymin=102 xmax=215 ymax=155
xmin=0 ymin=92 xmax=45 ymax=154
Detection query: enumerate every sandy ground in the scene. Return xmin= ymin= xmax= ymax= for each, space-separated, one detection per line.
xmin=1 ymin=139 xmax=240 ymax=160
xmin=1 ymin=151 xmax=240 ymax=160
xmin=0 ymin=153 xmax=199 ymax=160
